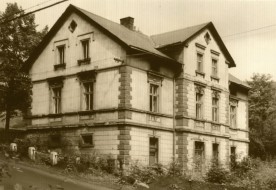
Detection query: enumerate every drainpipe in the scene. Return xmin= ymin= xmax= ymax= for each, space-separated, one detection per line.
xmin=172 ymin=77 xmax=176 ymax=162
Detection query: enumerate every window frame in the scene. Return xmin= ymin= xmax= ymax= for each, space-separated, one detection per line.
xmin=194 ymin=141 xmax=205 ymax=172
xmin=212 ymin=91 xmax=220 ymax=122
xmin=212 ymin=143 xmax=219 ymax=164
xmin=196 ymin=52 xmax=204 ymax=73
xmin=80 ymin=133 xmax=94 ymax=148
xmin=57 ymin=45 xmax=65 ymax=65
xmin=149 ymin=83 xmax=159 ymax=113
xmin=211 ymin=58 xmax=218 ymax=77
xmin=52 ymin=87 xmax=62 ymax=114
xmin=196 ymin=92 xmax=203 ymax=119
xmin=82 ymin=81 xmax=94 ymax=111
xmin=81 ymin=39 xmax=90 ymax=60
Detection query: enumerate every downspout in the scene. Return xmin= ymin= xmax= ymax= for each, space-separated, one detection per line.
xmin=173 ymin=77 xmax=176 ymax=162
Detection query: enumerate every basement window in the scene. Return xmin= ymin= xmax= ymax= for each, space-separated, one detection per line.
xmin=80 ymin=134 xmax=94 ymax=147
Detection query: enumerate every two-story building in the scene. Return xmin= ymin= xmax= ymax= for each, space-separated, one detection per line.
xmin=24 ymin=4 xmax=249 ymax=172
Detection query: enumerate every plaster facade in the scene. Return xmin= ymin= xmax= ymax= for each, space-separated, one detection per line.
xmin=25 ymin=5 xmax=249 ymax=172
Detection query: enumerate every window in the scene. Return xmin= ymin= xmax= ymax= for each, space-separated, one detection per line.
xmin=83 ymin=82 xmax=93 ymax=110
xmin=212 ymin=143 xmax=219 ymax=164
xmin=57 ymin=45 xmax=65 ymax=65
xmin=212 ymin=97 xmax=219 ymax=122
xmin=52 ymin=87 xmax=61 ymax=114
xmin=212 ymin=59 xmax=218 ymax=76
xmin=194 ymin=141 xmax=204 ymax=172
xmin=149 ymin=84 xmax=159 ymax=112
xmin=81 ymin=39 xmax=90 ymax=59
xmin=80 ymin=134 xmax=93 ymax=147
xmin=196 ymin=53 xmax=203 ymax=72
xmin=149 ymin=137 xmax=158 ymax=165
xmin=68 ymin=20 xmax=77 ymax=33
xmin=230 ymin=146 xmax=236 ymax=169
xmin=196 ymin=93 xmax=203 ymax=119
xmin=230 ymin=105 xmax=237 ymax=128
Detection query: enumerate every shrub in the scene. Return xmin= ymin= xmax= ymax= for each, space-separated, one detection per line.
xmin=167 ymin=160 xmax=183 ymax=176
xmin=205 ymin=160 xmax=230 ymax=184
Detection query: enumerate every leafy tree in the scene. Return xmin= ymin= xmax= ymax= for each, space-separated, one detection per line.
xmin=248 ymin=73 xmax=276 ymax=158
xmin=0 ymin=3 xmax=48 ymax=131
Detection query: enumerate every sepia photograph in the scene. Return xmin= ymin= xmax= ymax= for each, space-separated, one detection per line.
xmin=0 ymin=0 xmax=275 ymax=189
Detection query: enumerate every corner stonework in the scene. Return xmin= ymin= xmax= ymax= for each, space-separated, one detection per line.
xmin=117 ymin=126 xmax=131 ymax=166
xmin=175 ymin=76 xmax=189 ymax=127
xmin=118 ymin=66 xmax=132 ymax=119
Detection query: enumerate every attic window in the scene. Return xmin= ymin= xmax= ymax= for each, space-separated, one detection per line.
xmin=68 ymin=20 xmax=77 ymax=33
xmin=204 ymin=32 xmax=211 ymax=44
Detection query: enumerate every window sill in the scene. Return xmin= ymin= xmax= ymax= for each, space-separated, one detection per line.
xmin=80 ymin=144 xmax=94 ymax=148
xmin=48 ymin=113 xmax=62 ymax=118
xmin=78 ymin=58 xmax=91 ymax=66
xmin=211 ymin=75 xmax=220 ymax=81
xmin=54 ymin=63 xmax=66 ymax=70
xmin=195 ymin=70 xmax=205 ymax=78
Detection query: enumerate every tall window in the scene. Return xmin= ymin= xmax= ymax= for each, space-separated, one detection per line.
xmin=230 ymin=146 xmax=236 ymax=169
xmin=57 ymin=45 xmax=65 ymax=64
xmin=52 ymin=87 xmax=61 ymax=114
xmin=212 ymin=59 xmax=218 ymax=76
xmin=83 ymin=82 xmax=93 ymax=110
xmin=194 ymin=141 xmax=204 ymax=172
xmin=196 ymin=93 xmax=203 ymax=119
xmin=81 ymin=39 xmax=90 ymax=59
xmin=212 ymin=143 xmax=219 ymax=164
xmin=230 ymin=105 xmax=237 ymax=128
xmin=196 ymin=53 xmax=203 ymax=72
xmin=150 ymin=84 xmax=159 ymax=112
xmin=212 ymin=96 xmax=219 ymax=122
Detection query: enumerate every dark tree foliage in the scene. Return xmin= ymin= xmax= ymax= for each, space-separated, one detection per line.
xmin=248 ymin=73 xmax=276 ymax=158
xmin=0 ymin=3 xmax=48 ymax=130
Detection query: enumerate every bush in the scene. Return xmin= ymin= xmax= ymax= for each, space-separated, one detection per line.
xmin=205 ymin=160 xmax=230 ymax=184
xmin=167 ymin=160 xmax=183 ymax=176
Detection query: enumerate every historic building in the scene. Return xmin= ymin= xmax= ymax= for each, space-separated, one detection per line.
xmin=24 ymin=4 xmax=249 ymax=172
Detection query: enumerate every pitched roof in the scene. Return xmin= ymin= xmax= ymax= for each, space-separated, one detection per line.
xmin=74 ymin=6 xmax=172 ymax=60
xmin=151 ymin=22 xmax=209 ymax=47
xmin=24 ymin=4 xmax=235 ymax=71
xmin=24 ymin=4 xmax=177 ymax=71
xmin=151 ymin=22 xmax=236 ymax=68
xmin=229 ymin=73 xmax=251 ymax=89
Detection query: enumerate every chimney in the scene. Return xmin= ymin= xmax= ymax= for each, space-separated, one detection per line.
xmin=120 ymin=17 xmax=134 ymax=30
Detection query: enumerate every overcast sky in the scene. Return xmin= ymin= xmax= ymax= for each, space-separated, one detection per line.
xmin=1 ymin=0 xmax=276 ymax=81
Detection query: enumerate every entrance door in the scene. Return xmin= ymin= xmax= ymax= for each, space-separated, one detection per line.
xmin=149 ymin=137 xmax=158 ymax=165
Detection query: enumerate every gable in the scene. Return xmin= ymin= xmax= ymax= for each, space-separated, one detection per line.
xmin=151 ymin=22 xmax=235 ymax=68
xmin=25 ymin=5 xmax=178 ymax=72
xmin=29 ymin=12 xmax=126 ymax=81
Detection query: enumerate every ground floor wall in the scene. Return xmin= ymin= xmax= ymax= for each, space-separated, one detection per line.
xmin=24 ymin=125 xmax=248 ymax=171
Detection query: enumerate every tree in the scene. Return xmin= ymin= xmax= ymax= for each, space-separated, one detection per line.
xmin=248 ymin=73 xmax=276 ymax=158
xmin=0 ymin=3 xmax=48 ymax=131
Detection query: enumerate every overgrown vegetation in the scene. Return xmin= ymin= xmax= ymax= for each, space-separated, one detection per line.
xmin=248 ymin=73 xmax=276 ymax=158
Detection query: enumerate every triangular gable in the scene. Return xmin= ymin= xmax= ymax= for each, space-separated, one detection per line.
xmin=24 ymin=4 xmax=179 ymax=71
xmin=151 ymin=22 xmax=236 ymax=68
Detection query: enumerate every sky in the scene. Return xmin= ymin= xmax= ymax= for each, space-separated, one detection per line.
xmin=1 ymin=0 xmax=276 ymax=81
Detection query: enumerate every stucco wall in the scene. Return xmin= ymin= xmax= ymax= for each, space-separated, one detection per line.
xmin=130 ymin=127 xmax=173 ymax=165
xmin=30 ymin=12 xmax=125 ymax=81
xmin=183 ymin=28 xmax=229 ymax=89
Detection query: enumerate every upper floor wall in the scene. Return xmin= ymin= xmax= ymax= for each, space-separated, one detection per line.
xmin=29 ymin=12 xmax=126 ymax=82
xmin=183 ymin=29 xmax=229 ymax=90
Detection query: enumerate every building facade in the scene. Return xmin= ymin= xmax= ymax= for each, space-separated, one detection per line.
xmin=24 ymin=5 xmax=249 ymax=171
